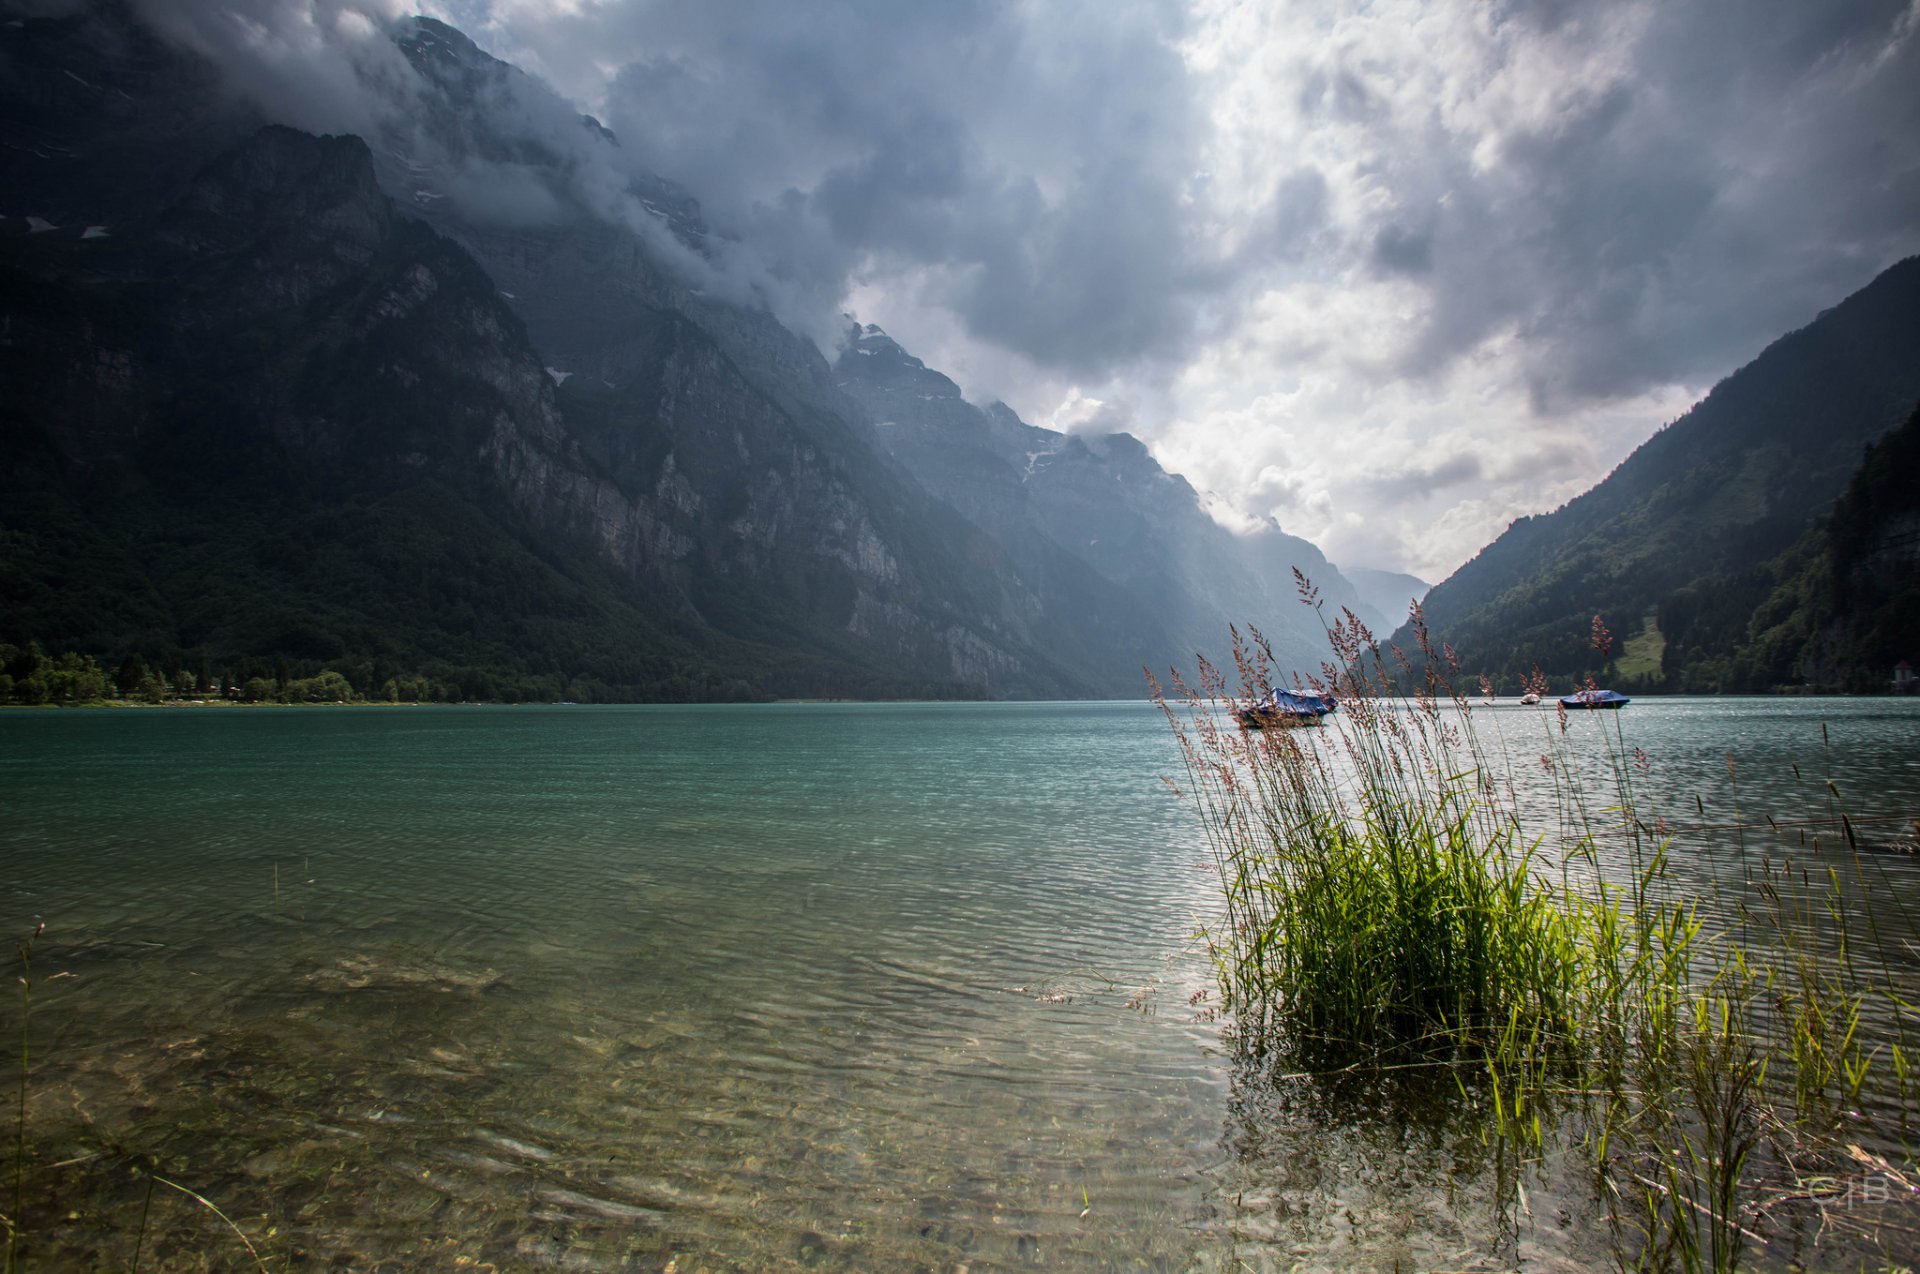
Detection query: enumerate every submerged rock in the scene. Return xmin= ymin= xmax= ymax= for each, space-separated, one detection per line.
xmin=303 ymin=954 xmax=503 ymax=994
xmin=796 ymin=1229 xmax=831 ymax=1265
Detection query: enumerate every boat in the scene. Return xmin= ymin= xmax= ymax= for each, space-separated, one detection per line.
xmin=1518 ymin=691 xmax=1542 ymax=706
xmin=1558 ymin=688 xmax=1631 ymax=710
xmin=1235 ymin=689 xmax=1335 ymax=729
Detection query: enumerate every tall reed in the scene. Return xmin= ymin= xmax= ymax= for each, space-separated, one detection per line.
xmin=1152 ymin=579 xmax=1918 ymax=1269
xmin=5 ymin=923 xmax=39 ymax=1274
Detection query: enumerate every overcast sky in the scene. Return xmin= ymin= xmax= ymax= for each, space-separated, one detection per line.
xmin=153 ymin=0 xmax=1920 ymax=581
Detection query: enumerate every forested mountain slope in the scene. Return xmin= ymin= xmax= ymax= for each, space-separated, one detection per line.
xmin=1400 ymin=257 xmax=1920 ymax=693
xmin=1666 ymin=402 xmax=1920 ymax=692
xmin=1 ymin=122 xmax=1011 ymax=699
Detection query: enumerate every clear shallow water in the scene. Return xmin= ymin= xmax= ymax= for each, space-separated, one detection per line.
xmin=1 ymin=698 xmax=1917 ymax=1271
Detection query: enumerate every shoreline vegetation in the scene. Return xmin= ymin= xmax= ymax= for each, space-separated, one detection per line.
xmin=7 ymin=639 xmax=1919 ymax=711
xmin=0 ymin=643 xmax=942 ymax=707
xmin=0 ymin=694 xmax=923 ymax=709
xmin=1153 ymin=580 xmax=1919 ymax=1269
xmin=0 ymin=640 xmax=990 ymax=709
xmin=0 ymin=697 xmax=875 ymax=709
xmin=0 ymin=641 xmax=740 ymax=708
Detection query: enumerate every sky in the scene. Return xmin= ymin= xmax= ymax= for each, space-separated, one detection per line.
xmin=134 ymin=0 xmax=1920 ymax=581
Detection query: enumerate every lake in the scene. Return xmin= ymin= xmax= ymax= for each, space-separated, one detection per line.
xmin=3 ymin=698 xmax=1918 ymax=1270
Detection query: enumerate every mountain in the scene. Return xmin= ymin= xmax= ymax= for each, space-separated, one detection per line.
xmin=1400 ymin=257 xmax=1920 ymax=693
xmin=0 ymin=121 xmax=871 ymax=700
xmin=0 ymin=6 xmax=1082 ymax=699
xmin=1342 ymin=568 xmax=1429 ymax=638
xmin=1 ymin=4 xmax=1354 ymax=700
xmin=1673 ymin=401 xmax=1920 ymax=692
xmin=376 ymin=20 xmax=1368 ymax=684
xmin=369 ymin=17 xmax=1137 ymax=693
xmin=833 ymin=323 xmax=1371 ymax=681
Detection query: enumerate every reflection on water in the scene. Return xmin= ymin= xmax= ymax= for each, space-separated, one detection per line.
xmin=2 ymin=698 xmax=1917 ymax=1270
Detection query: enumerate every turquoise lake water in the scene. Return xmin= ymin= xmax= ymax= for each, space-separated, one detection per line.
xmin=2 ymin=698 xmax=1917 ymax=1270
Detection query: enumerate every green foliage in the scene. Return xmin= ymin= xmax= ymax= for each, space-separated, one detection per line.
xmin=1612 ymin=611 xmax=1667 ymax=685
xmin=1412 ymin=259 xmax=1920 ymax=695
xmin=1664 ymin=400 xmax=1920 ymax=692
xmin=0 ymin=643 xmax=109 ymax=704
xmin=1158 ymin=618 xmax=1603 ymax=1058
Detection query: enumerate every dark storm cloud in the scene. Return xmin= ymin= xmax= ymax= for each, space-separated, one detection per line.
xmin=542 ymin=0 xmax=1205 ymax=373
xmin=127 ymin=0 xmax=745 ymax=303
xmin=129 ymin=0 xmax=1920 ymax=415
xmin=504 ymin=0 xmax=1917 ymax=402
xmin=1371 ymin=223 xmax=1433 ymax=277
xmin=128 ymin=0 xmax=412 ymax=138
xmin=1360 ymin=0 xmax=1920 ymax=407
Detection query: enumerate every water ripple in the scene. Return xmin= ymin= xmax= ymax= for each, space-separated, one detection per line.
xmin=3 ymin=699 xmax=1916 ymax=1269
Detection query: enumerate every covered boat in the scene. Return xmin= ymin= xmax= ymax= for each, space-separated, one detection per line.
xmin=1235 ymin=689 xmax=1335 ymax=729
xmin=1558 ymin=688 xmax=1631 ymax=710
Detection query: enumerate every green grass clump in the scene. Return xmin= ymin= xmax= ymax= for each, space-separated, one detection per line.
xmin=1154 ymin=594 xmax=1596 ymax=1060
xmin=1234 ymin=782 xmax=1580 ymax=1052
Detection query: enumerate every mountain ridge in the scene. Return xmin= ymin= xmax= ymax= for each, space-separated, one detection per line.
xmin=1399 ymin=256 xmax=1920 ymax=692
xmin=833 ymin=323 xmax=1371 ymax=680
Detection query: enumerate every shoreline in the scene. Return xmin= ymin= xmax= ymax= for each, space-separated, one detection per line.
xmin=4 ymin=690 xmax=1917 ymax=714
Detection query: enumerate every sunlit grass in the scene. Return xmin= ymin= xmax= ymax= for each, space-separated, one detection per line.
xmin=1615 ymin=612 xmax=1667 ymax=683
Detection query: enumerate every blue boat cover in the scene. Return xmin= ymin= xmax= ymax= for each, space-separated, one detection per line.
xmin=1558 ymin=688 xmax=1631 ymax=708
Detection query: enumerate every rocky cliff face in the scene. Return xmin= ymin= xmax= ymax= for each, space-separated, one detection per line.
xmin=1 ymin=7 xmax=1100 ymax=696
xmin=3 ymin=122 xmax=562 ymax=483
xmin=0 ymin=0 xmax=257 ymax=227
xmin=365 ymin=15 xmax=1153 ymax=691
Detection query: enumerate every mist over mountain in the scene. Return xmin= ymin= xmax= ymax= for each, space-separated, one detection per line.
xmin=1340 ymin=568 xmax=1429 ymax=639
xmin=1398 ymin=257 xmax=1920 ymax=694
xmin=834 ymin=323 xmax=1372 ymax=683
xmin=0 ymin=2 xmax=1360 ymax=700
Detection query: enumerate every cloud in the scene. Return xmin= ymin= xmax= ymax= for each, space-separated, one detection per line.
xmin=436 ymin=156 xmax=567 ymax=226
xmin=129 ymin=0 xmax=838 ymax=330
xmin=129 ymin=0 xmax=413 ymax=139
xmin=1358 ymin=454 xmax=1485 ymax=505
xmin=479 ymin=0 xmax=1214 ymax=375
xmin=132 ymin=0 xmax=1920 ymax=579
xmin=1154 ymin=0 xmax=1920 ymax=573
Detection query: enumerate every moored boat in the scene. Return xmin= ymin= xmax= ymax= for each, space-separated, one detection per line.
xmin=1519 ymin=691 xmax=1542 ymax=705
xmin=1558 ymin=688 xmax=1630 ymax=710
xmin=1235 ymin=689 xmax=1335 ymax=729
